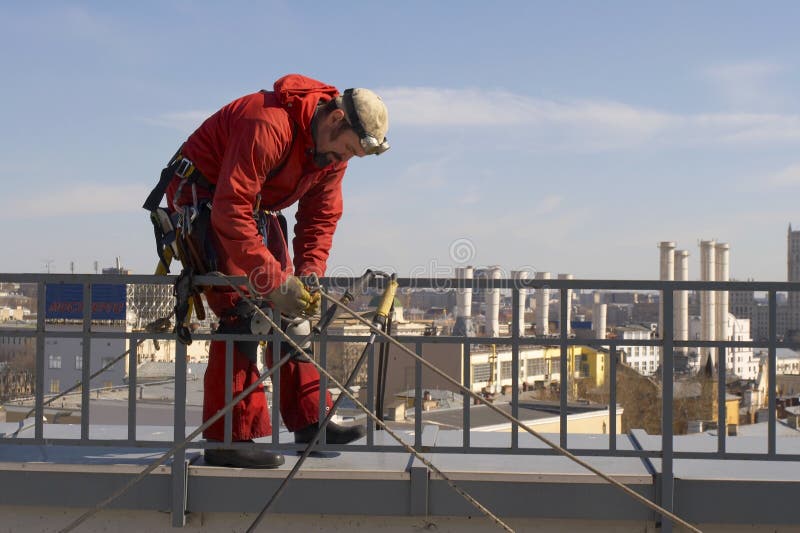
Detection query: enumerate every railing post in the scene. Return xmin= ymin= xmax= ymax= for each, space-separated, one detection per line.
xmin=718 ymin=346 xmax=727 ymax=455
xmin=560 ymin=286 xmax=568 ymax=449
xmin=172 ymin=340 xmax=188 ymax=527
xmin=511 ymin=288 xmax=520 ymax=449
xmin=609 ymin=343 xmax=616 ymax=451
xmin=366 ymin=342 xmax=375 ymax=447
xmin=128 ymin=339 xmax=137 ymax=443
xmin=271 ymin=319 xmax=281 ymax=446
xmin=34 ymin=281 xmax=46 ymax=440
xmin=414 ymin=342 xmax=423 ymax=450
xmin=462 ymin=342 xmax=471 ymax=450
xmin=224 ymin=339 xmax=233 ymax=446
xmin=80 ymin=282 xmax=92 ymax=441
xmin=318 ymin=296 xmax=329 ymax=437
xmin=768 ymin=290 xmax=777 ymax=456
xmin=660 ymin=289 xmax=674 ymax=533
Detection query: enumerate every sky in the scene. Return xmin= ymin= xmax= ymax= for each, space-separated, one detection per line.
xmin=2 ymin=1 xmax=800 ymax=282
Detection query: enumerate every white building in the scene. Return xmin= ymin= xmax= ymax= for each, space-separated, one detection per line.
xmin=774 ymin=348 xmax=800 ymax=375
xmin=615 ymin=325 xmax=659 ymax=376
xmin=689 ymin=313 xmax=759 ymax=380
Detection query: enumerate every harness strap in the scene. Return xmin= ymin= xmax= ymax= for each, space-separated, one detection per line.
xmin=142 ymin=145 xmax=215 ymax=212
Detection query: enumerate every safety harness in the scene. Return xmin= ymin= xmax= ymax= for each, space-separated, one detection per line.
xmin=143 ymin=128 xmax=295 ymax=345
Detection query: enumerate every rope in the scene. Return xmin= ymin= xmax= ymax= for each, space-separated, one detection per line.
xmin=57 ymin=273 xmax=700 ymax=533
xmin=244 ymin=306 xmax=514 ymax=533
xmin=315 ymin=288 xmax=702 ymax=533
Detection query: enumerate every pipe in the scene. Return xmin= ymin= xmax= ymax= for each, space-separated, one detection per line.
xmin=535 ymin=272 xmax=551 ymax=336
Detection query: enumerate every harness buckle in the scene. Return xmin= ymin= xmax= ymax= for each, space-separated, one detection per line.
xmin=175 ymin=157 xmax=195 ymax=179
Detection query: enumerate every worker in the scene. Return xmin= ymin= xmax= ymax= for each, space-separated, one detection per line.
xmin=158 ymin=74 xmax=389 ymax=468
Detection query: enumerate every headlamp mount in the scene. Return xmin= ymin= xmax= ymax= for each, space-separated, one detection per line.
xmin=341 ymin=89 xmax=390 ymax=155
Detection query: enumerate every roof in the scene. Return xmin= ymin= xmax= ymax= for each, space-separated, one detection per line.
xmin=419 ymin=399 xmax=608 ymax=430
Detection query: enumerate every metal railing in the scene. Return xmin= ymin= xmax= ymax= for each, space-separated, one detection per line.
xmin=2 ymin=273 xmax=800 ymax=531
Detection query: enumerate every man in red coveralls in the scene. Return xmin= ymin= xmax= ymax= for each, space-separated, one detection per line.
xmin=163 ymin=74 xmax=389 ymax=468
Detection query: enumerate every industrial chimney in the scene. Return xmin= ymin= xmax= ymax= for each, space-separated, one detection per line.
xmin=674 ymin=249 xmax=689 ymax=354
xmin=453 ymin=266 xmax=476 ymax=337
xmin=535 ymin=272 xmax=551 ymax=336
xmin=700 ymin=240 xmax=717 ymax=366
xmin=558 ymin=273 xmax=574 ymax=337
xmin=511 ymin=270 xmax=529 ymax=336
xmin=486 ymin=265 xmax=501 ymax=338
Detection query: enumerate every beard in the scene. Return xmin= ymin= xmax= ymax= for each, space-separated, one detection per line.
xmin=312 ymin=150 xmax=336 ymax=168
xmin=311 ymin=119 xmax=348 ymax=168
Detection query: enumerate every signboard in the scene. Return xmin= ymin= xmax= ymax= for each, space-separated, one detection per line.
xmin=45 ymin=284 xmax=126 ymax=320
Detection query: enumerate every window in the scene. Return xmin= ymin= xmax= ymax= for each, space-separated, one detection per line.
xmin=75 ymin=355 xmax=83 ymax=370
xmin=500 ymin=360 xmax=512 ymax=379
xmin=49 ymin=379 xmax=60 ymax=394
xmin=472 ymin=363 xmax=491 ymax=382
xmin=101 ymin=357 xmax=115 ymax=368
xmin=48 ymin=354 xmax=61 ymax=369
xmin=527 ymin=358 xmax=547 ymax=376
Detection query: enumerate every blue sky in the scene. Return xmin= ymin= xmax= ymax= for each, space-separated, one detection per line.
xmin=2 ymin=1 xmax=800 ymax=281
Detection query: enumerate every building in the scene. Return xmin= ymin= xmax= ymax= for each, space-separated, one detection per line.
xmin=689 ymin=313 xmax=759 ymax=380
xmin=469 ymin=344 xmax=607 ymax=393
xmin=614 ymin=325 xmax=659 ymax=376
xmin=419 ymin=393 xmax=622 ymax=435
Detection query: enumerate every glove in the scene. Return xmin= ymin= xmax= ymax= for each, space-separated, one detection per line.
xmin=265 ymin=275 xmax=320 ymax=317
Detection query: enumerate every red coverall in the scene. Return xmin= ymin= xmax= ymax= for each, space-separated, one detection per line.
xmin=166 ymin=74 xmax=345 ymax=440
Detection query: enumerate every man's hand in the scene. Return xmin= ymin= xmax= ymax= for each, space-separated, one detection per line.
xmin=266 ymin=276 xmax=320 ymax=318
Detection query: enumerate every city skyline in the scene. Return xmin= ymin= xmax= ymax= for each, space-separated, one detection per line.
xmin=2 ymin=3 xmax=800 ymax=281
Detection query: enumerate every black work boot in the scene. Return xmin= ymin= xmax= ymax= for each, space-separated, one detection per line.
xmin=204 ymin=441 xmax=285 ymax=468
xmin=294 ymin=421 xmax=366 ymax=445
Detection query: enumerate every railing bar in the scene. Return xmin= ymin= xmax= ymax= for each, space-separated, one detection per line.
xmin=271 ymin=318 xmax=281 ymax=445
xmin=511 ymin=288 xmax=520 ymax=450
xmin=318 ymin=296 xmax=329 ymax=441
xmin=80 ymin=282 xmax=91 ymax=441
xmin=560 ymin=286 xmax=568 ymax=448
xmin=128 ymin=340 xmax=137 ymax=442
xmin=609 ymin=343 xmax=617 ymax=451
xmin=366 ymin=342 xmax=375 ymax=447
xmin=224 ymin=339 xmax=233 ymax=446
xmin=463 ymin=342 xmax=471 ymax=450
xmin=718 ymin=346 xmax=726 ymax=454
xmin=661 ymin=289 xmax=675 ymax=532
xmin=34 ymin=281 xmax=46 ymax=440
xmin=415 ymin=342 xmax=422 ymax=450
xmin=768 ymin=290 xmax=777 ymax=456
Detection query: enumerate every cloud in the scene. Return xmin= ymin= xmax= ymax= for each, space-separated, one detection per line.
xmin=145 ymin=85 xmax=800 ymax=155
xmin=0 ymin=183 xmax=151 ymax=219
xmin=702 ymin=61 xmax=788 ymax=110
xmin=767 ymin=162 xmax=800 ymax=187
xmin=379 ymin=86 xmax=800 ymax=150
xmin=382 ymin=86 xmax=672 ymax=131
xmin=534 ymin=195 xmax=563 ymax=215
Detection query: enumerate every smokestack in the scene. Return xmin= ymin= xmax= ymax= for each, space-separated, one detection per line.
xmin=511 ymin=270 xmax=529 ymax=336
xmin=658 ymin=242 xmax=676 ymax=339
xmin=700 ymin=240 xmax=717 ymax=366
xmin=674 ymin=250 xmax=689 ymax=354
xmin=535 ymin=272 xmax=551 ymax=336
xmin=592 ymin=293 xmax=607 ymax=339
xmin=558 ymin=273 xmax=573 ymax=337
xmin=715 ymin=243 xmax=730 ymax=344
xmin=486 ymin=266 xmax=501 ymax=338
xmin=453 ymin=266 xmax=475 ymax=337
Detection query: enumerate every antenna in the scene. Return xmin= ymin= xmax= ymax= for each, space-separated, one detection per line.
xmin=70 ymin=261 xmax=75 ymax=274
xmin=94 ymin=261 xmax=99 ymax=274
xmin=42 ymin=259 xmax=54 ymax=274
